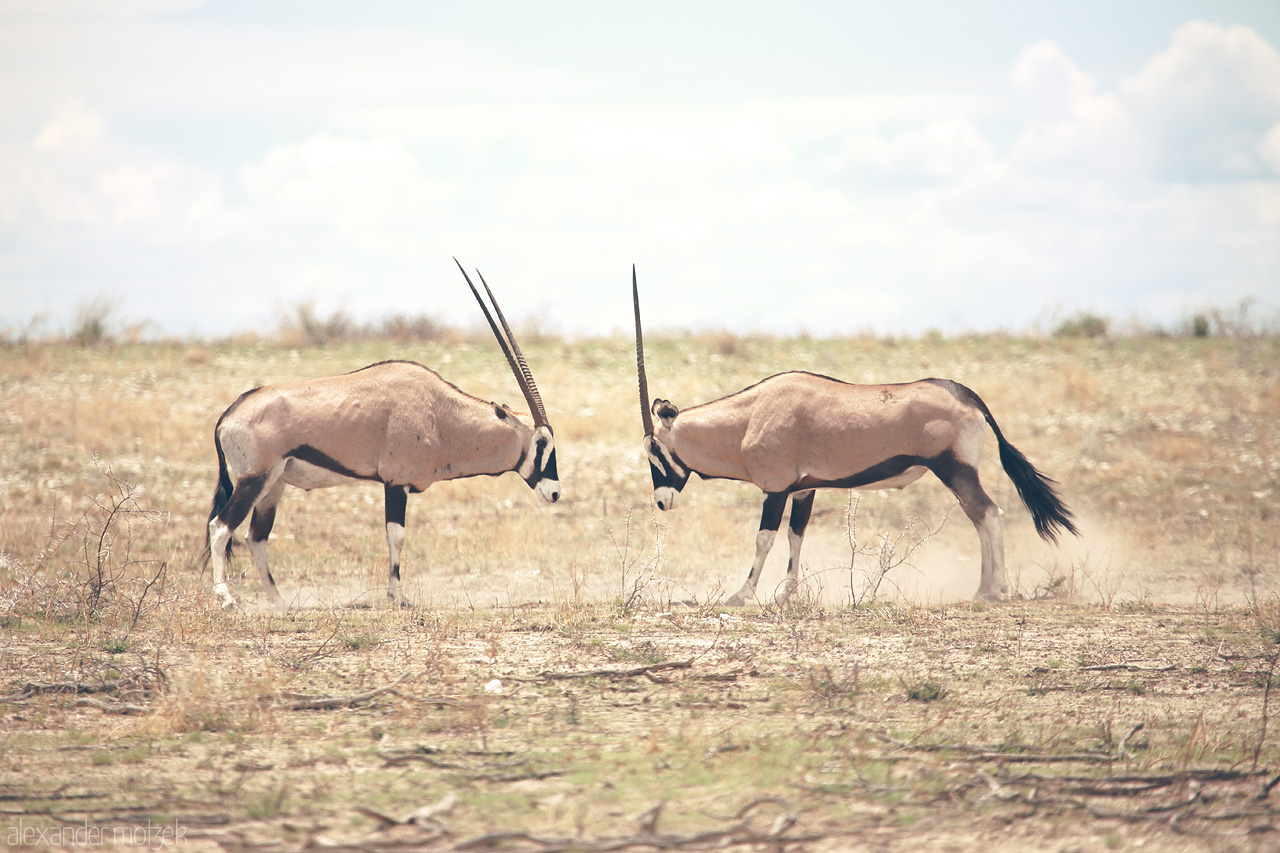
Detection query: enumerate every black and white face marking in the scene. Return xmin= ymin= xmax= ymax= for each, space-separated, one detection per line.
xmin=644 ymin=434 xmax=691 ymax=511
xmin=519 ymin=425 xmax=560 ymax=502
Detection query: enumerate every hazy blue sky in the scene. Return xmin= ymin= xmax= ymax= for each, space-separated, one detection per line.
xmin=2 ymin=1 xmax=1278 ymax=338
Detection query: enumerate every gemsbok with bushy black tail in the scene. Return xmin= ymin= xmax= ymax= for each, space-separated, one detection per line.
xmin=206 ymin=262 xmax=560 ymax=610
xmin=632 ymin=267 xmax=1077 ymax=605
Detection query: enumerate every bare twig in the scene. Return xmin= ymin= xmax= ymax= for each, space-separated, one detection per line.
xmin=455 ymin=797 xmax=807 ymax=852
xmin=1080 ymin=662 xmax=1175 ymax=672
xmin=74 ymin=697 xmax=148 ymax=715
xmin=541 ymin=660 xmax=693 ymax=682
xmin=1 ymin=680 xmax=122 ymax=701
xmin=873 ymin=730 xmax=1116 ymax=763
xmin=1259 ymin=772 xmax=1280 ymax=801
xmin=264 ymin=670 xmax=412 ymax=710
xmin=1117 ymin=721 xmax=1145 ymax=759
xmin=1252 ymin=644 xmax=1280 ymax=770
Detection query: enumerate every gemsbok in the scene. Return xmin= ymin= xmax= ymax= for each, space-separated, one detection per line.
xmin=206 ymin=262 xmax=560 ymax=610
xmin=632 ymin=267 xmax=1077 ymax=605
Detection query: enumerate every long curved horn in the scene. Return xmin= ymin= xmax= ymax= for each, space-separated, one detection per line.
xmin=454 ymin=259 xmax=547 ymax=427
xmin=633 ymin=265 xmax=653 ymax=437
xmin=476 ymin=269 xmax=546 ymax=425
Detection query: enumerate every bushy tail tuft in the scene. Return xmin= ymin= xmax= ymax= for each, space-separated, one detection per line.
xmin=994 ymin=437 xmax=1078 ymax=544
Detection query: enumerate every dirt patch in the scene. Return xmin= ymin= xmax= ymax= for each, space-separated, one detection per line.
xmin=2 ymin=598 xmax=1278 ymax=851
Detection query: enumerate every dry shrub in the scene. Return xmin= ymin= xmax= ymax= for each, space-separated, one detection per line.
xmin=134 ymin=666 xmax=276 ymax=736
xmin=0 ymin=464 xmax=172 ymax=634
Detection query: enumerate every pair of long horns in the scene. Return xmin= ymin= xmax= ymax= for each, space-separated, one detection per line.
xmin=633 ymin=265 xmax=653 ymax=438
xmin=455 ymin=259 xmax=548 ymax=428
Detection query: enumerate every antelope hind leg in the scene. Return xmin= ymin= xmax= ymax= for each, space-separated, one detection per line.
xmin=247 ymin=476 xmax=289 ymax=611
xmin=208 ymin=470 xmax=275 ymax=609
xmin=935 ymin=462 xmax=1008 ymax=600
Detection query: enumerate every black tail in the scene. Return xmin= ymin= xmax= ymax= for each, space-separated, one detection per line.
xmin=993 ymin=433 xmax=1078 ymax=544
xmin=205 ymin=428 xmax=235 ymax=566
xmin=935 ymin=379 xmax=1078 ymax=544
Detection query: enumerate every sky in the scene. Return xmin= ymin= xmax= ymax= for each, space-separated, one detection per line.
xmin=1 ymin=0 xmax=1279 ymax=339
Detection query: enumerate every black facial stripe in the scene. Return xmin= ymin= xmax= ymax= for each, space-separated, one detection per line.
xmin=648 ymin=445 xmax=691 ymax=492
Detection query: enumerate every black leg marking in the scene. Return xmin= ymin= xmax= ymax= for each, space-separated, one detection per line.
xmin=385 ymin=483 xmax=408 ymax=528
xmin=385 ymin=483 xmax=408 ymax=583
xmin=249 ymin=502 xmax=278 ymax=544
xmin=789 ymin=490 xmax=816 ymax=537
xmin=759 ymin=492 xmax=788 ymax=532
xmin=746 ymin=493 xmax=789 ymax=583
xmin=217 ymin=473 xmax=269 ymax=532
xmin=929 ymin=453 xmax=997 ymax=524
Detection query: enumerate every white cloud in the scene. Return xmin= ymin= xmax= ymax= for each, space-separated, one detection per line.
xmin=1 ymin=11 xmax=1278 ymax=339
xmin=1262 ymin=123 xmax=1280 ymax=175
xmin=1122 ymin=21 xmax=1280 ymax=180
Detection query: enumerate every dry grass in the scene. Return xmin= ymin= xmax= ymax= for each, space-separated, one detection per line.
xmin=1 ymin=333 xmax=1279 ymax=849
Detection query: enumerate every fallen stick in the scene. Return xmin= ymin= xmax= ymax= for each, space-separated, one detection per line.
xmin=873 ymin=731 xmax=1115 ymax=763
xmin=74 ymin=697 xmax=148 ymax=715
xmin=265 ymin=670 xmax=412 ymax=710
xmin=0 ymin=681 xmax=123 ymax=702
xmin=540 ymin=660 xmax=693 ymax=681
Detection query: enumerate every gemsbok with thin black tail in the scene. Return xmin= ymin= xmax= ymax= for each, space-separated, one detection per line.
xmin=632 ymin=266 xmax=1077 ymax=605
xmin=205 ymin=261 xmax=560 ymax=610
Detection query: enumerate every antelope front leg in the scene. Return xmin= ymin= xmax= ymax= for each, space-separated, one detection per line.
xmin=384 ymin=484 xmax=412 ymax=607
xmin=725 ymin=493 xmax=787 ymax=607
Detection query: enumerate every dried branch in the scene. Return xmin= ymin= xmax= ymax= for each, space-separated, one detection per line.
xmin=873 ymin=730 xmax=1116 ymax=764
xmin=455 ymin=797 xmax=808 ymax=852
xmin=1079 ymin=662 xmax=1176 ymax=672
xmin=0 ymin=680 xmax=123 ymax=702
xmin=540 ymin=660 xmax=692 ymax=682
xmin=74 ymin=697 xmax=148 ymax=715
xmin=1253 ymin=644 xmax=1280 ymax=770
xmin=263 ymin=670 xmax=411 ymax=710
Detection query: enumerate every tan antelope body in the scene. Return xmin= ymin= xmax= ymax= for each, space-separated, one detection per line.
xmin=206 ymin=264 xmax=559 ymax=610
xmin=633 ymin=268 xmax=1077 ymax=605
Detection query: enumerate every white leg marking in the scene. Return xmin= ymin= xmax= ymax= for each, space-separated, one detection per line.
xmin=975 ymin=504 xmax=1007 ymax=601
xmin=247 ymin=534 xmax=288 ymax=611
xmin=208 ymin=518 xmax=237 ymax=609
xmin=386 ymin=520 xmax=406 ymax=604
xmin=725 ymin=528 xmax=777 ymax=607
xmin=773 ymin=527 xmax=805 ymax=605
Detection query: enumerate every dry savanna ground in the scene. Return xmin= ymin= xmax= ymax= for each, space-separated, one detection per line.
xmin=1 ymin=332 xmax=1278 ymax=851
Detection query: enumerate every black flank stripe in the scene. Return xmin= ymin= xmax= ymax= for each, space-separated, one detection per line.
xmin=792 ymin=454 xmax=926 ymax=491
xmin=287 ymin=445 xmax=377 ymax=482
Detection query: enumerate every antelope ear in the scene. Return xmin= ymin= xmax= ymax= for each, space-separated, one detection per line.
xmin=653 ymin=399 xmax=678 ymax=424
xmin=493 ymin=403 xmax=509 ymax=420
